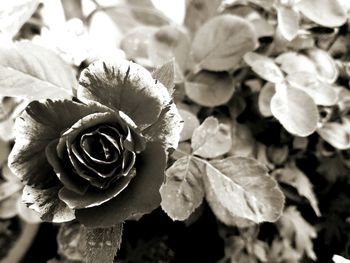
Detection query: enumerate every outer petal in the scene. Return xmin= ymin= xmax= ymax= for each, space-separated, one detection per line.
xmin=142 ymin=103 xmax=183 ymax=150
xmin=77 ymin=60 xmax=171 ymax=128
xmin=58 ymin=169 xmax=136 ymax=209
xmin=22 ymin=185 xmax=75 ymax=223
xmin=75 ymin=142 xmax=166 ymax=227
xmin=46 ymin=139 xmax=90 ymax=195
xmin=9 ymin=100 xmax=110 ymax=188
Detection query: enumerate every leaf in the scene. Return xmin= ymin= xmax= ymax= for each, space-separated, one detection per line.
xmin=251 ymin=17 xmax=274 ymax=38
xmin=270 ymin=83 xmax=318 ymax=137
xmin=185 ymin=71 xmax=235 ymax=107
xmin=244 ymin=52 xmax=284 ymax=83
xmin=192 ymin=14 xmax=257 ymax=71
xmin=286 ymin=71 xmax=338 ymax=106
xmin=296 ymin=0 xmax=347 ymax=27
xmin=58 ymin=221 xmax=123 ymax=263
xmin=151 ymin=59 xmax=175 ymax=95
xmin=268 ymin=238 xmax=302 ymax=262
xmin=258 ymin=83 xmax=275 ymax=117
xmin=0 ymin=0 xmax=39 ymax=38
xmin=178 ymin=109 xmax=199 ymax=141
xmin=274 ymin=163 xmax=320 ymax=216
xmin=276 ymin=4 xmax=300 ymax=41
xmin=229 ymin=122 xmax=256 ymax=157
xmin=151 ymin=0 xmax=186 ymax=24
xmin=204 ymin=157 xmax=284 ymax=227
xmin=0 ymin=42 xmax=76 ymax=100
xmin=317 ymin=122 xmax=350 ymax=150
xmin=160 ymin=156 xmax=205 ymax=221
xmin=191 ymin=117 xmax=232 ymax=158
xmin=103 ymin=1 xmax=167 ymax=34
xmin=147 ymin=25 xmax=190 ymax=81
xmin=121 ymin=25 xmax=158 ymax=59
xmin=275 ymin=52 xmax=317 ymax=75
xmin=84 ymin=224 xmax=123 ymax=263
xmin=306 ymin=48 xmax=338 ymax=83
xmin=0 ymin=181 xmax=22 ymax=202
xmin=184 ymin=0 xmax=222 ymax=33
xmin=0 ymin=193 xmax=20 ymax=219
xmin=278 ymin=206 xmax=317 ymax=260
xmin=333 ymin=255 xmax=350 ymax=263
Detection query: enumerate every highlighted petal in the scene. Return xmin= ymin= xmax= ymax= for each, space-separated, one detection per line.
xmin=78 ymin=60 xmax=171 ymax=128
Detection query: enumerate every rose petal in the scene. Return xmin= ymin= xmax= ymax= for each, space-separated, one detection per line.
xmin=46 ymin=139 xmax=90 ymax=195
xmin=59 ymin=169 xmax=136 ymax=209
xmin=58 ymin=111 xmax=128 ymax=156
xmin=75 ymin=142 xmax=166 ymax=227
xmin=77 ymin=60 xmax=171 ymax=128
xmin=121 ymin=150 xmax=136 ymax=175
xmin=81 ymin=132 xmax=120 ymax=164
xmin=142 ymin=103 xmax=183 ymax=150
xmin=69 ymin=143 xmax=121 ymax=184
xmin=22 ymin=185 xmax=75 ymax=223
xmin=9 ymin=100 xmax=109 ymax=188
xmin=67 ymin=143 xmax=118 ymax=189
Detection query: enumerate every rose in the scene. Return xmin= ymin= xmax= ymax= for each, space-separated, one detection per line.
xmin=9 ymin=59 xmax=182 ymax=227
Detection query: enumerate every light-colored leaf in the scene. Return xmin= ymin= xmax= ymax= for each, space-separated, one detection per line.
xmin=244 ymin=52 xmax=284 ymax=83
xmin=306 ymin=48 xmax=338 ymax=83
xmin=278 ymin=206 xmax=317 ymax=260
xmin=275 ymin=52 xmax=317 ymax=75
xmin=147 ymin=25 xmax=190 ymax=81
xmin=121 ymin=25 xmax=158 ymax=60
xmin=178 ymin=109 xmax=199 ymax=141
xmin=268 ymin=237 xmax=302 ymax=262
xmin=251 ymin=18 xmax=275 ymax=38
xmin=274 ymin=163 xmax=320 ymax=216
xmin=185 ymin=71 xmax=235 ymax=107
xmin=0 ymin=193 xmax=20 ymax=219
xmin=270 ymin=83 xmax=318 ymax=136
xmin=317 ymin=122 xmax=350 ymax=150
xmin=287 ymin=71 xmax=338 ymax=106
xmin=333 ymin=255 xmax=350 ymax=263
xmin=160 ymin=156 xmax=205 ymax=221
xmin=192 ymin=117 xmax=232 ymax=158
xmin=0 ymin=42 xmax=76 ymax=100
xmin=192 ymin=14 xmax=257 ymax=71
xmin=276 ymin=4 xmax=300 ymax=41
xmin=0 ymin=0 xmax=39 ymax=38
xmin=258 ymin=83 xmax=275 ymax=117
xmin=229 ymin=122 xmax=256 ymax=157
xmin=204 ymin=156 xmax=284 ymax=227
xmin=0 ymin=181 xmax=22 ymax=202
xmin=296 ymin=0 xmax=347 ymax=27
xmin=184 ymin=0 xmax=222 ymax=33
xmin=151 ymin=0 xmax=186 ymax=24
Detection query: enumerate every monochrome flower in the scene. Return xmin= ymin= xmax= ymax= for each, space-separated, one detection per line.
xmin=9 ymin=59 xmax=182 ymax=227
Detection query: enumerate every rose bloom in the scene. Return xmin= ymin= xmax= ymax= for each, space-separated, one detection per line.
xmin=9 ymin=59 xmax=182 ymax=227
